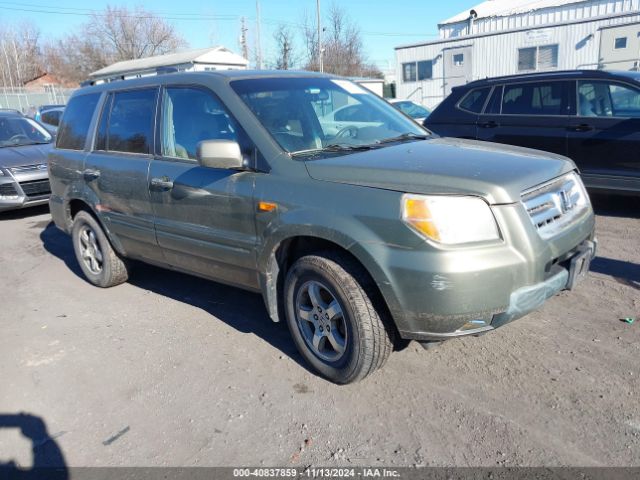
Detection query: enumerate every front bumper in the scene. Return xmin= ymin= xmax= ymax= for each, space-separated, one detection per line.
xmin=0 ymin=169 xmax=50 ymax=212
xmin=400 ymin=238 xmax=597 ymax=341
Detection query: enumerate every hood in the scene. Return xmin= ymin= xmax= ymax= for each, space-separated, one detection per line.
xmin=0 ymin=143 xmax=53 ymax=169
xmin=304 ymin=137 xmax=575 ymax=204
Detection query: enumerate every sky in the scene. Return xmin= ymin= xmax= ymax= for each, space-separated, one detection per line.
xmin=0 ymin=0 xmax=478 ymax=69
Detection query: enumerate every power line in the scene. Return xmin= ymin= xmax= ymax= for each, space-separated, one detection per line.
xmin=0 ymin=1 xmax=435 ymax=38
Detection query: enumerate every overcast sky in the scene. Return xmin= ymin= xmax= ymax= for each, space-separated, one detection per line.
xmin=0 ymin=0 xmax=478 ymax=68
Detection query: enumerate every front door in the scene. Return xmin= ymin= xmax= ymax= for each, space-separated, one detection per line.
xmin=149 ymin=86 xmax=259 ymax=290
xmin=568 ymin=79 xmax=640 ymax=192
xmin=84 ymin=87 xmax=163 ymax=262
xmin=476 ymin=80 xmax=571 ymax=157
xmin=444 ymin=46 xmax=472 ymax=97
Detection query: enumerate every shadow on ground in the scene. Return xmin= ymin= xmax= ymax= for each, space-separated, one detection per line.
xmin=591 ymin=256 xmax=640 ymax=290
xmin=590 ymin=193 xmax=640 ymax=219
xmin=0 ymin=204 xmax=49 ymax=221
xmin=0 ymin=412 xmax=68 ymax=479
xmin=39 ymin=222 xmax=308 ymax=371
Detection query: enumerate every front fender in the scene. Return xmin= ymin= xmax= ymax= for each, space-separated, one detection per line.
xmin=257 ymin=207 xmax=404 ymax=327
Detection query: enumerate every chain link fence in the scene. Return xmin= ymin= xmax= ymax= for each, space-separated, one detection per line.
xmin=0 ymin=86 xmax=76 ymax=113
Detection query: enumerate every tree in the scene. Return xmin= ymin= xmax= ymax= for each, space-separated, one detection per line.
xmin=302 ymin=4 xmax=382 ymax=78
xmin=271 ymin=24 xmax=297 ymax=70
xmin=44 ymin=5 xmax=187 ymax=85
xmin=0 ymin=22 xmax=42 ymax=88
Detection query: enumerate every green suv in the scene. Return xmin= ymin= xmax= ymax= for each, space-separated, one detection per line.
xmin=49 ymin=71 xmax=596 ymax=383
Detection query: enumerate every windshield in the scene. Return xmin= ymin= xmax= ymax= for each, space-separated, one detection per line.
xmin=231 ymin=77 xmax=428 ymax=155
xmin=394 ymin=101 xmax=431 ymax=119
xmin=0 ymin=117 xmax=52 ymax=147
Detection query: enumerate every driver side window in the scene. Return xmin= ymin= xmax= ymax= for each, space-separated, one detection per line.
xmin=161 ymin=87 xmax=238 ymax=161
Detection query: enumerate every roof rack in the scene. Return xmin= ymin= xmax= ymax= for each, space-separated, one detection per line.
xmin=80 ymin=66 xmax=182 ymax=87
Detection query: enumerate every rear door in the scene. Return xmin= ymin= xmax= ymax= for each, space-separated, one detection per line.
xmin=149 ymin=85 xmax=259 ymax=290
xmin=425 ymin=86 xmax=490 ymax=138
xmin=476 ymin=80 xmax=571 ymax=157
xmin=83 ymin=87 xmax=163 ymax=261
xmin=569 ymin=79 xmax=640 ymax=192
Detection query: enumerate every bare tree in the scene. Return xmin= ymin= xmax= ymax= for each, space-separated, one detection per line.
xmin=44 ymin=5 xmax=187 ymax=85
xmin=0 ymin=22 xmax=42 ymax=88
xmin=302 ymin=4 xmax=382 ymax=78
xmin=271 ymin=24 xmax=297 ymax=70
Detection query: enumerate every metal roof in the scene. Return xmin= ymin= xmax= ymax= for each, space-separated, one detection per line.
xmin=440 ymin=0 xmax=589 ymax=25
xmin=89 ymin=46 xmax=249 ymax=78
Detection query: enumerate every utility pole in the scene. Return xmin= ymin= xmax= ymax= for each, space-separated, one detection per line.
xmin=256 ymin=0 xmax=262 ymax=69
xmin=240 ymin=16 xmax=249 ymax=62
xmin=316 ymin=0 xmax=323 ymax=72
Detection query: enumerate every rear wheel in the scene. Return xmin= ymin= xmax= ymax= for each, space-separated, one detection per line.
xmin=72 ymin=210 xmax=129 ymax=288
xmin=284 ymin=252 xmax=393 ymax=384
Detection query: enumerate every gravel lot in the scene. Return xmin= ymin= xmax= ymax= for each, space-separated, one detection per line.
xmin=1 ymin=196 xmax=639 ymax=469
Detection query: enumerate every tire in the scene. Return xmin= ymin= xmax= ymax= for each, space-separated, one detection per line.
xmin=71 ymin=210 xmax=129 ymax=288
xmin=284 ymin=251 xmax=394 ymax=384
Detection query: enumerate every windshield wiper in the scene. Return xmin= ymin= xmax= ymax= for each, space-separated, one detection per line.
xmin=376 ymin=132 xmax=431 ymax=145
xmin=292 ymin=143 xmax=381 ymax=157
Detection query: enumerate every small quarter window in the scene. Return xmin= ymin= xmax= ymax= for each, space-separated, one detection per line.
xmin=459 ymin=87 xmax=491 ymax=113
xmin=56 ymin=93 xmax=101 ymax=150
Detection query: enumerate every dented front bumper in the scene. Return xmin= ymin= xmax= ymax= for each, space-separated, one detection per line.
xmin=373 ymin=202 xmax=596 ymax=341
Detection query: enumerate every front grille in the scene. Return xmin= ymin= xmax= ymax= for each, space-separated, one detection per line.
xmin=521 ymin=172 xmax=589 ymax=239
xmin=0 ymin=183 xmax=18 ymax=196
xmin=19 ymin=179 xmax=51 ymax=197
xmin=9 ymin=163 xmax=47 ymax=174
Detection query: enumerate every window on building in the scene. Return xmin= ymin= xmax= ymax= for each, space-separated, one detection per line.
xmin=615 ymin=37 xmax=628 ymax=49
xmin=96 ymin=88 xmax=157 ymax=154
xmin=453 ymin=54 xmax=464 ymax=66
xmin=518 ymin=44 xmax=559 ymax=71
xmin=417 ymin=60 xmax=433 ymax=80
xmin=502 ymin=81 xmax=565 ymax=115
xmin=56 ymin=93 xmax=101 ymax=150
xmin=458 ymin=87 xmax=491 ymax=113
xmin=578 ymin=81 xmax=640 ymax=118
xmin=402 ymin=63 xmax=417 ymax=82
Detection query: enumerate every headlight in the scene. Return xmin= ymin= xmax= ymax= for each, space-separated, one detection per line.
xmin=402 ymin=194 xmax=500 ymax=245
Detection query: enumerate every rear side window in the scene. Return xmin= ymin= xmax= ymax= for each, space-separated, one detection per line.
xmin=41 ymin=110 xmax=62 ymax=127
xmin=502 ymin=82 xmax=566 ymax=116
xmin=96 ymin=88 xmax=157 ymax=154
xmin=57 ymin=93 xmax=100 ymax=150
xmin=458 ymin=87 xmax=491 ymax=113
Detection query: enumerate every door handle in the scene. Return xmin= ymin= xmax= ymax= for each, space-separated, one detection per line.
xmin=150 ymin=177 xmax=174 ymax=190
xmin=568 ymin=124 xmax=594 ymax=132
xmin=479 ymin=120 xmax=498 ymax=128
xmin=83 ymin=169 xmax=100 ymax=181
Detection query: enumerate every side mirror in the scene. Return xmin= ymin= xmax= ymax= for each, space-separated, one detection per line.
xmin=196 ymin=139 xmax=244 ymax=169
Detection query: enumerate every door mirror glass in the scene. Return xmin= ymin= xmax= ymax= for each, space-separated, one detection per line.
xmin=196 ymin=139 xmax=244 ymax=169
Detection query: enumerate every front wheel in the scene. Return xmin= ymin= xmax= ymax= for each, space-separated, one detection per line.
xmin=284 ymin=252 xmax=394 ymax=384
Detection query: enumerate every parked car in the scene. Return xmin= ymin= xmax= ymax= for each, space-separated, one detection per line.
xmin=37 ymin=106 xmax=65 ymax=135
xmin=33 ymin=104 xmax=65 ymax=122
xmin=0 ymin=111 xmax=53 ymax=212
xmin=49 ymin=71 xmax=595 ymax=383
xmin=425 ymin=70 xmax=640 ymax=195
xmin=390 ymin=99 xmax=431 ymax=123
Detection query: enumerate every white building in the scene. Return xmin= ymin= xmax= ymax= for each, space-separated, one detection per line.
xmin=395 ymin=0 xmax=640 ymax=108
xmin=89 ymin=46 xmax=249 ymax=84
